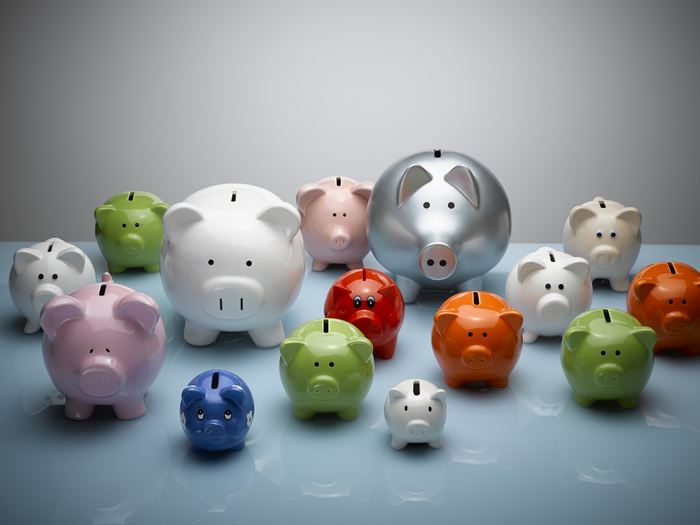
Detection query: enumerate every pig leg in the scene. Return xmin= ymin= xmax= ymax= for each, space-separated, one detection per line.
xmin=391 ymin=437 xmax=408 ymax=450
xmin=23 ymin=319 xmax=41 ymax=334
xmin=618 ymin=397 xmax=638 ymax=409
xmin=337 ymin=408 xmax=359 ymax=421
xmin=574 ymin=394 xmax=594 ymax=407
xmin=249 ymin=321 xmax=285 ymax=348
xmin=374 ymin=338 xmax=397 ymax=359
xmin=293 ymin=407 xmax=316 ymax=420
xmin=114 ymin=397 xmax=146 ymax=420
xmin=428 ymin=436 xmax=442 ymax=449
xmin=312 ymin=260 xmax=329 ymax=271
xmin=346 ymin=261 xmax=364 ymax=270
xmin=184 ymin=320 xmax=219 ymax=346
xmin=489 ymin=378 xmax=509 ymax=389
xmin=458 ymin=276 xmax=483 ymax=292
xmin=522 ymin=330 xmax=539 ymax=344
xmin=444 ymin=375 xmax=464 ymax=389
xmin=107 ymin=263 xmax=127 ymax=273
xmin=609 ymin=276 xmax=630 ymax=292
xmin=396 ymin=275 xmax=421 ymax=304
xmin=143 ymin=263 xmax=160 ymax=273
xmin=64 ymin=398 xmax=95 ymax=420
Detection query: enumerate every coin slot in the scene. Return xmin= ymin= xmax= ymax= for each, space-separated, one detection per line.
xmin=128 ymin=191 xmax=135 ymax=201
xmin=549 ymin=251 xmax=555 ymax=263
xmin=211 ymin=372 xmax=219 ymax=390
xmin=603 ymin=309 xmax=611 ymax=323
xmin=598 ymin=200 xmax=606 ymax=208
xmin=434 ymin=149 xmax=442 ymax=158
xmin=99 ymin=284 xmax=107 ymax=296
xmin=473 ymin=291 xmax=480 ymax=305
xmin=667 ymin=262 xmax=677 ymax=275
xmin=219 ymin=298 xmax=223 ymax=311
xmin=413 ymin=380 xmax=420 ymax=396
xmin=323 ymin=318 xmax=329 ymax=333
xmin=231 ymin=191 xmax=237 ymax=202
xmin=362 ymin=268 xmax=366 ymax=281
xmin=47 ymin=242 xmax=54 ymax=253
xmin=239 ymin=298 xmax=243 ymax=310
xmin=336 ymin=177 xmax=342 ymax=187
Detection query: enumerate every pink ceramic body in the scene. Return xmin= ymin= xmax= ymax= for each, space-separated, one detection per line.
xmin=40 ymin=273 xmax=167 ymax=420
xmin=296 ymin=177 xmax=373 ymax=271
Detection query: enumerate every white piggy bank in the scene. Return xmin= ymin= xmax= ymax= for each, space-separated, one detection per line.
xmin=563 ymin=196 xmax=641 ymax=292
xmin=505 ymin=247 xmax=592 ymax=343
xmin=160 ymin=184 xmax=305 ymax=348
xmin=9 ymin=238 xmax=96 ymax=334
xmin=384 ymin=379 xmax=446 ymax=450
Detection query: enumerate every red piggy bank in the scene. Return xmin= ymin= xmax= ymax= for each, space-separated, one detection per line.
xmin=432 ymin=291 xmax=523 ymax=389
xmin=627 ymin=261 xmax=700 ymax=354
xmin=324 ymin=268 xmax=405 ymax=359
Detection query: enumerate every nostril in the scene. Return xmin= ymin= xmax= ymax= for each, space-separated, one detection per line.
xmin=427 ymin=259 xmax=434 ymax=266
xmin=439 ymin=260 xmax=447 ymax=267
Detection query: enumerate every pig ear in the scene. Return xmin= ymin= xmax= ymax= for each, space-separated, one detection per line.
xmin=499 ymin=310 xmax=523 ymax=332
xmin=434 ymin=311 xmax=458 ymax=336
xmin=378 ymin=283 xmax=400 ymax=302
xmin=388 ymin=388 xmax=406 ymax=403
xmin=563 ymin=327 xmax=589 ymax=352
xmin=163 ymin=203 xmax=204 ymax=243
xmin=631 ymin=326 xmax=656 ymax=352
xmin=444 ymin=166 xmax=479 ymax=208
xmin=568 ymin=205 xmax=597 ymax=233
xmin=348 ymin=337 xmax=373 ymax=363
xmin=220 ymin=385 xmax=246 ymax=408
xmin=257 ymin=203 xmax=301 ymax=241
xmin=398 ymin=165 xmax=432 ymax=207
xmin=55 ymin=245 xmax=87 ymax=273
xmin=330 ymin=283 xmax=352 ymax=304
xmin=296 ymin=184 xmax=326 ymax=215
xmin=13 ymin=248 xmax=42 ymax=273
xmin=280 ymin=338 xmax=305 ymax=365
xmin=431 ymin=389 xmax=447 ymax=404
xmin=615 ymin=207 xmax=641 ymax=232
xmin=350 ymin=182 xmax=374 ymax=201
xmin=114 ymin=292 xmax=160 ymax=335
xmin=517 ymin=259 xmax=546 ymax=283
xmin=563 ymin=257 xmax=590 ymax=280
xmin=40 ymin=296 xmax=85 ymax=340
xmin=632 ymin=279 xmax=656 ymax=302
xmin=150 ymin=202 xmax=169 ymax=219
xmin=181 ymin=386 xmax=205 ymax=408
xmin=94 ymin=205 xmax=116 ymax=227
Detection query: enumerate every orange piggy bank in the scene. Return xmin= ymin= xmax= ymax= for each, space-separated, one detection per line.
xmin=627 ymin=261 xmax=700 ymax=355
xmin=432 ymin=291 xmax=523 ymax=389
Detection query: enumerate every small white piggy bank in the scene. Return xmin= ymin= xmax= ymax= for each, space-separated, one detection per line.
xmin=384 ymin=379 xmax=446 ymax=450
xmin=505 ymin=247 xmax=592 ymax=343
xmin=563 ymin=196 xmax=641 ymax=292
xmin=9 ymin=238 xmax=96 ymax=334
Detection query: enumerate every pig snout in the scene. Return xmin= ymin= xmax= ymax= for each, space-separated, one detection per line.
xmin=590 ymin=245 xmax=619 ymax=268
xmin=536 ymin=294 xmax=571 ymax=319
xmin=351 ymin=311 xmax=383 ymax=340
xmin=419 ymin=243 xmax=457 ymax=281
xmin=32 ymin=283 xmax=63 ymax=314
xmin=329 ymin=227 xmax=350 ymax=251
xmin=407 ymin=420 xmax=430 ymax=437
xmin=662 ymin=311 xmax=691 ymax=335
xmin=307 ymin=375 xmax=340 ymax=401
xmin=204 ymin=422 xmax=225 ymax=438
xmin=78 ymin=360 xmax=124 ymax=397
xmin=461 ymin=345 xmax=493 ymax=370
xmin=594 ymin=363 xmax=625 ymax=389
xmin=119 ymin=233 xmax=145 ymax=254
xmin=203 ymin=276 xmax=263 ymax=320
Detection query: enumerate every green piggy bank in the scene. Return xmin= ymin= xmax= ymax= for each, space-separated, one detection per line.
xmin=561 ymin=308 xmax=656 ymax=408
xmin=94 ymin=191 xmax=168 ymax=273
xmin=280 ymin=318 xmax=374 ymax=420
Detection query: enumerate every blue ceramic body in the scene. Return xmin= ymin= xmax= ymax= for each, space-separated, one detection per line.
xmin=180 ymin=369 xmax=254 ymax=452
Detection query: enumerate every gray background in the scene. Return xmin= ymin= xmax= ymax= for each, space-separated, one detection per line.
xmin=2 ymin=0 xmax=699 ymax=243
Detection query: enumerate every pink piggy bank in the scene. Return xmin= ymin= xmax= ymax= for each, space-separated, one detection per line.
xmin=296 ymin=176 xmax=374 ymax=271
xmin=40 ymin=273 xmax=167 ymax=420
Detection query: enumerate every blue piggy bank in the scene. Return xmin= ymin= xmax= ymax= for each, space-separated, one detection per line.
xmin=180 ymin=369 xmax=254 ymax=452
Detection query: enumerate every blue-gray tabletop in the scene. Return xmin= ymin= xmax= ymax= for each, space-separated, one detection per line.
xmin=1 ymin=242 xmax=699 ymax=525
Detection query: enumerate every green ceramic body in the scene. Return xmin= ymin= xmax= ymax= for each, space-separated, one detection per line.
xmin=561 ymin=308 xmax=656 ymax=408
xmin=279 ymin=318 xmax=374 ymax=420
xmin=94 ymin=192 xmax=168 ymax=273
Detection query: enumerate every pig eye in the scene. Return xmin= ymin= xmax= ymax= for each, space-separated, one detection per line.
xmin=197 ymin=409 xmax=204 ymax=420
xmin=601 ymin=350 xmax=606 ymax=356
xmin=482 ymin=332 xmax=488 ymax=338
xmin=314 ymin=361 xmax=320 ymax=367
xmin=428 ymin=406 xmax=432 ymax=412
xmin=122 ymin=224 xmax=127 ymax=228
xmin=448 ymin=202 xmax=455 ymax=209
xmin=38 ymin=273 xmax=44 ymax=280
xmin=332 ymin=212 xmax=337 ymax=217
xmin=545 ymin=283 xmax=552 ymax=290
xmin=615 ymin=350 xmax=621 ymax=356
xmin=89 ymin=348 xmax=94 ymax=353
xmin=404 ymin=405 xmax=408 ymax=411
xmin=342 ymin=212 xmax=347 ymax=217
xmin=467 ymin=331 xmax=473 ymax=337
xmin=423 ymin=202 xmax=430 ymax=209
xmin=105 ymin=348 xmax=110 ymax=353
xmin=609 ymin=230 xmax=616 ymax=238
xmin=52 ymin=273 xmax=58 ymax=280
xmin=208 ymin=259 xmax=214 ymax=265
xmin=134 ymin=223 xmax=140 ymax=228
xmin=224 ymin=409 xmax=232 ymax=420
xmin=558 ymin=284 xmax=564 ymax=290
xmin=353 ymin=296 xmax=362 ymax=308
xmin=366 ymin=296 xmax=376 ymax=308
xmin=668 ymin=299 xmax=674 ymax=305
xmin=596 ymin=231 xmax=604 ymax=238
xmin=246 ymin=260 xmax=253 ymax=267
xmin=682 ymin=299 xmax=687 ymax=304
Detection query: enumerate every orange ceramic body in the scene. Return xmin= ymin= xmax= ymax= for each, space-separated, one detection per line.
xmin=627 ymin=262 xmax=700 ymax=354
xmin=432 ymin=291 xmax=523 ymax=388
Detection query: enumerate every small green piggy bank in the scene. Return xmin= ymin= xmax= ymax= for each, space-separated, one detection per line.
xmin=280 ymin=318 xmax=374 ymax=420
xmin=561 ymin=308 xmax=656 ymax=408
xmin=94 ymin=191 xmax=168 ymax=273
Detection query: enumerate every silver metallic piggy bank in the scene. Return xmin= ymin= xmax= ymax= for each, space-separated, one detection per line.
xmin=367 ymin=149 xmax=511 ymax=303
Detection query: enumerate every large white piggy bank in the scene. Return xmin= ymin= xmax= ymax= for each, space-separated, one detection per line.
xmin=563 ymin=196 xmax=641 ymax=292
xmin=384 ymin=379 xmax=446 ymax=450
xmin=505 ymin=247 xmax=592 ymax=343
xmin=9 ymin=238 xmax=96 ymax=334
xmin=160 ymin=184 xmax=305 ymax=348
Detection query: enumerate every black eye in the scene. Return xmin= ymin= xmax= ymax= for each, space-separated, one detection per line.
xmin=596 ymin=231 xmax=603 ymax=238
xmin=314 ymin=361 xmax=319 ymax=367
xmin=208 ymin=259 xmax=214 ymax=265
xmin=246 ymin=260 xmax=252 ymax=267
xmin=558 ymin=284 xmax=564 ymax=290
xmin=105 ymin=348 xmax=110 ymax=353
xmin=38 ymin=273 xmax=44 ymax=280
xmin=601 ymin=350 xmax=606 ymax=356
xmin=135 ymin=223 xmax=140 ymax=227
xmin=329 ymin=362 xmax=334 ymax=368
xmin=122 ymin=224 xmax=127 ymax=228
xmin=682 ymin=299 xmax=687 ymax=304
xmin=342 ymin=212 xmax=347 ymax=217
xmin=668 ymin=299 xmax=674 ymax=304
xmin=482 ymin=332 xmax=488 ymax=338
xmin=615 ymin=350 xmax=621 ymax=356
xmin=332 ymin=212 xmax=337 ymax=217
xmin=448 ymin=202 xmax=455 ymax=209
xmin=423 ymin=202 xmax=430 ymax=209
xmin=197 ymin=409 xmax=204 ymax=420
xmin=52 ymin=273 xmax=58 ymax=280
xmin=468 ymin=331 xmax=473 ymax=337
xmin=353 ymin=296 xmax=362 ymax=308
xmin=545 ymin=283 xmax=552 ymax=290
xmin=224 ymin=409 xmax=232 ymax=420
xmin=428 ymin=406 xmax=432 ymax=412
xmin=89 ymin=348 xmax=94 ymax=353
xmin=404 ymin=405 xmax=408 ymax=411
xmin=610 ymin=231 xmax=616 ymax=238
xmin=366 ymin=296 xmax=376 ymax=308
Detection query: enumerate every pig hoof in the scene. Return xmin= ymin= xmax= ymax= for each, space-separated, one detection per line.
xmin=249 ymin=322 xmax=284 ymax=348
xmin=610 ymin=277 xmax=630 ymax=292
xmin=23 ymin=319 xmax=40 ymax=334
xmin=391 ymin=438 xmax=408 ymax=450
xmin=428 ymin=437 xmax=442 ymax=449
xmin=523 ymin=331 xmax=538 ymax=344
xmin=293 ymin=408 xmax=315 ymax=420
xmin=337 ymin=409 xmax=359 ymax=421
xmin=489 ymin=378 xmax=508 ymax=389
xmin=346 ymin=261 xmax=364 ymax=270
xmin=574 ymin=394 xmax=594 ymax=407
xmin=64 ymin=399 xmax=95 ymax=420
xmin=312 ymin=260 xmax=329 ymax=271
xmin=184 ymin=321 xmax=219 ymax=346
xmin=108 ymin=264 xmax=127 ymax=273
xmin=143 ymin=263 xmax=160 ymax=273
xmin=618 ymin=398 xmax=638 ymax=409
xmin=114 ymin=399 xmax=146 ymax=420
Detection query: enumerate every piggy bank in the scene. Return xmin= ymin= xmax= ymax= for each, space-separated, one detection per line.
xmin=561 ymin=308 xmax=656 ymax=408
xmin=180 ymin=369 xmax=254 ymax=452
xmin=505 ymin=247 xmax=592 ymax=343
xmin=279 ymin=318 xmax=374 ymax=420
xmin=627 ymin=262 xmax=700 ymax=355
xmin=432 ymin=291 xmax=523 ymax=389
xmin=9 ymin=238 xmax=96 ymax=334
xmin=161 ymin=184 xmax=305 ymax=348
xmin=384 ymin=379 xmax=446 ymax=450
xmin=563 ymin=196 xmax=641 ymax=292
xmin=367 ymin=149 xmax=511 ymax=303
xmin=40 ymin=273 xmax=167 ymax=420
xmin=323 ymin=268 xmax=405 ymax=359
xmin=95 ymin=191 xmax=169 ymax=273
xmin=296 ymin=176 xmax=374 ymax=271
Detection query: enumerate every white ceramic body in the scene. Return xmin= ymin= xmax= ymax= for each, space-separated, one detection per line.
xmin=505 ymin=247 xmax=592 ymax=343
xmin=160 ymin=184 xmax=305 ymax=348
xmin=563 ymin=196 xmax=641 ymax=292
xmin=383 ymin=378 xmax=446 ymax=450
xmin=9 ymin=238 xmax=96 ymax=334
